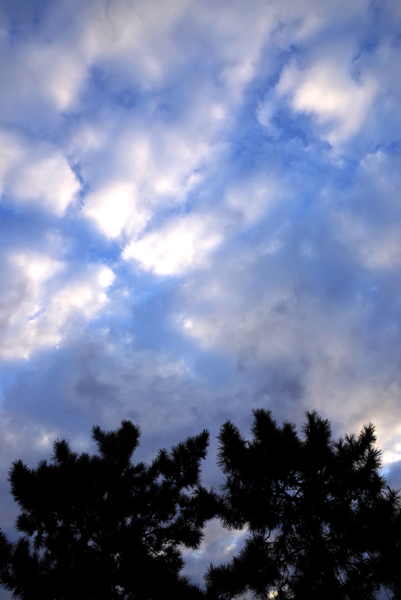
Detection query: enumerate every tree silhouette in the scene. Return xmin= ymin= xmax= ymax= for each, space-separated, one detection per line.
xmin=205 ymin=409 xmax=401 ymax=600
xmin=0 ymin=420 xmax=217 ymax=600
xmin=0 ymin=411 xmax=400 ymax=599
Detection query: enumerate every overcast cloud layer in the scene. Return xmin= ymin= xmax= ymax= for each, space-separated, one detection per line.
xmin=1 ymin=0 xmax=401 ymax=593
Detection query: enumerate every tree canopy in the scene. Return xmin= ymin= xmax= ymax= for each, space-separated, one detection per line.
xmin=0 ymin=420 xmax=216 ymax=600
xmin=206 ymin=409 xmax=401 ymax=599
xmin=0 ymin=410 xmax=400 ymax=599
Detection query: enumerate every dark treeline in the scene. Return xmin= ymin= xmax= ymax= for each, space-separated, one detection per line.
xmin=0 ymin=409 xmax=400 ymax=599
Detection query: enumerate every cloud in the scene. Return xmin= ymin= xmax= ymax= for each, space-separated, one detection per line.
xmin=78 ymin=122 xmax=216 ymax=240
xmin=123 ymin=212 xmax=223 ymax=275
xmin=332 ymin=149 xmax=401 ymax=270
xmin=270 ymin=48 xmax=377 ymax=146
xmin=0 ymin=129 xmax=79 ymax=215
xmin=225 ymin=175 xmax=277 ymax=225
xmin=83 ymin=181 xmax=139 ymax=239
xmin=182 ymin=519 xmax=248 ymax=587
xmin=172 ymin=146 xmax=401 ymax=452
xmin=0 ymin=248 xmax=115 ymax=360
xmin=387 ymin=459 xmax=401 ymax=490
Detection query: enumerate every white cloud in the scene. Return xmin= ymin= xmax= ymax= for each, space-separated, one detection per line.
xmin=11 ymin=253 xmax=62 ymax=285
xmin=0 ymin=253 xmax=115 ymax=361
xmin=276 ymin=54 xmax=377 ymax=145
xmin=80 ymin=0 xmax=192 ymax=84
xmin=123 ymin=213 xmax=222 ymax=275
xmin=83 ymin=182 xmax=140 ymax=239
xmin=0 ymin=130 xmax=79 ymax=215
xmin=0 ymin=0 xmax=375 ymax=130
xmin=76 ymin=116 xmax=223 ymax=239
xmin=51 ymin=265 xmax=114 ymax=320
xmin=65 ymin=0 xmax=288 ymax=244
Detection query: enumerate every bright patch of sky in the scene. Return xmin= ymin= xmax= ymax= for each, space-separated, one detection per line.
xmin=1 ymin=0 xmax=401 ymax=594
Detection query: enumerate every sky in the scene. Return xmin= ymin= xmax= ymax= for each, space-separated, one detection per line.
xmin=1 ymin=0 xmax=401 ymax=594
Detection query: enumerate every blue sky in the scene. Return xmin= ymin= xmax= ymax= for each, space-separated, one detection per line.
xmin=1 ymin=0 xmax=401 ymax=593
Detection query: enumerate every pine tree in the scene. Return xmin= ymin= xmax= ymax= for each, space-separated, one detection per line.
xmin=1 ymin=411 xmax=400 ymax=599
xmin=205 ymin=409 xmax=401 ymax=600
xmin=0 ymin=420 xmax=217 ymax=600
